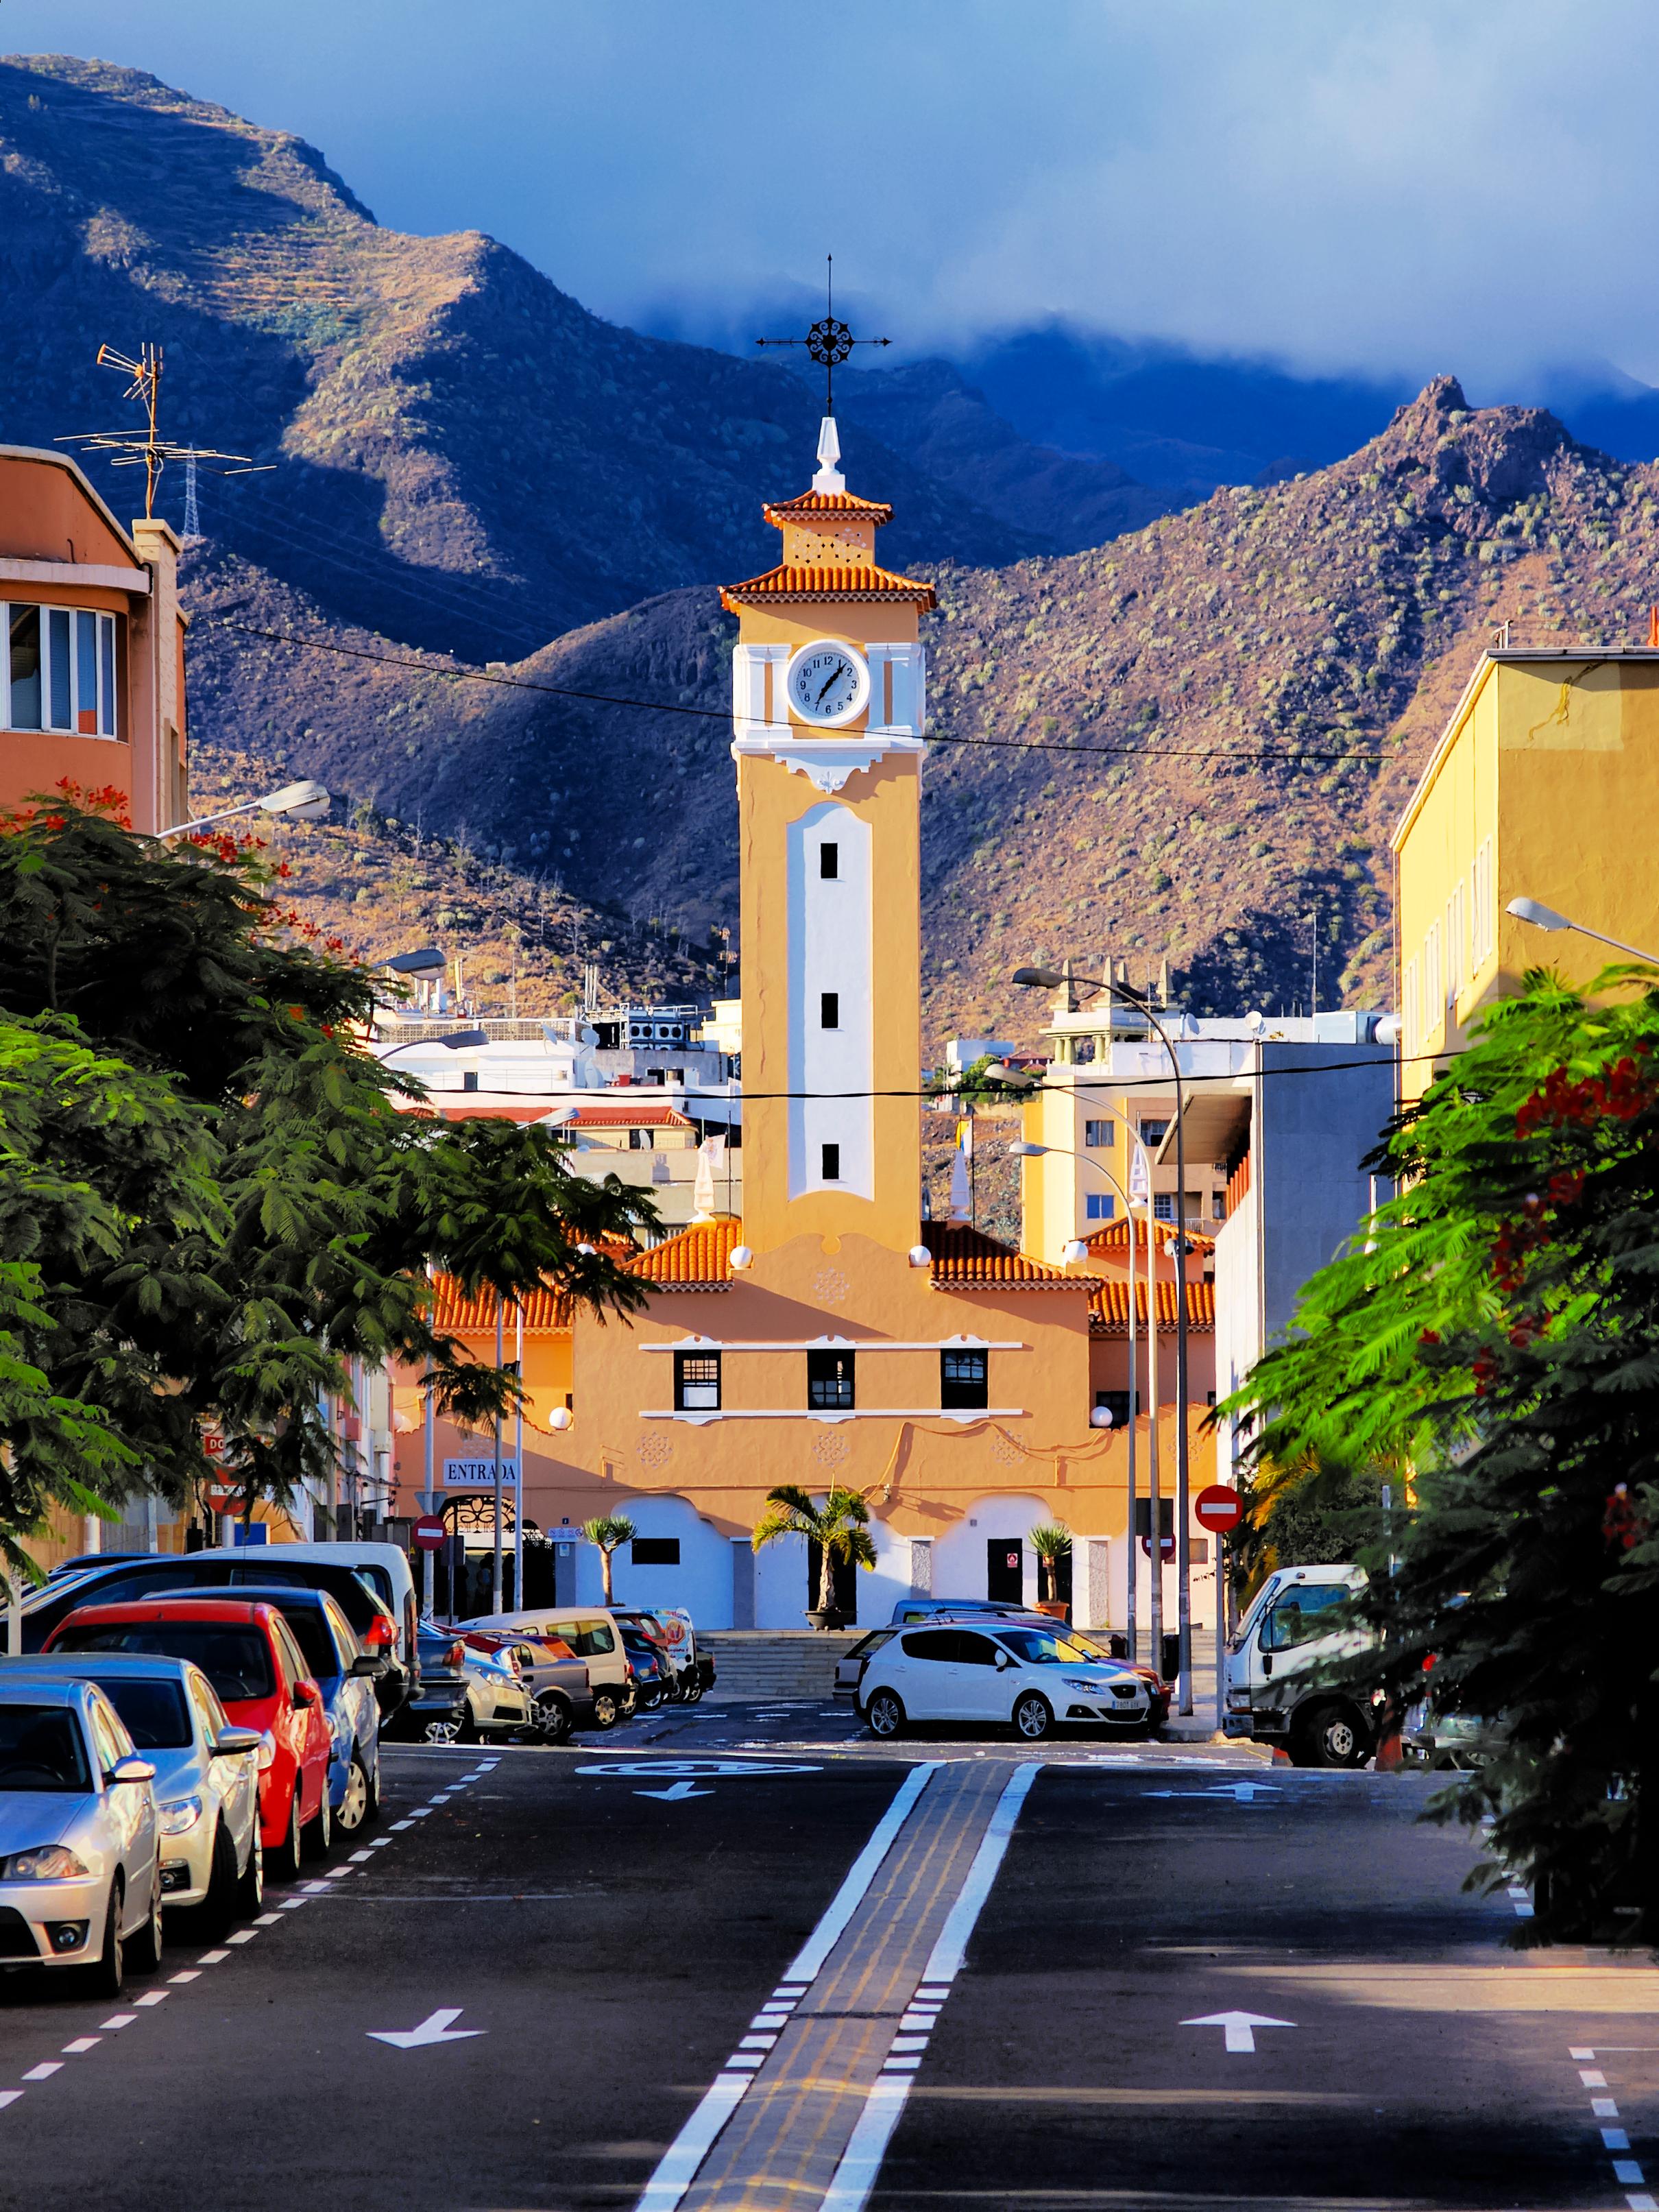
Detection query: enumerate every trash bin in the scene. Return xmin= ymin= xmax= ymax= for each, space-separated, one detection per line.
xmin=1161 ymin=1632 xmax=1180 ymax=1685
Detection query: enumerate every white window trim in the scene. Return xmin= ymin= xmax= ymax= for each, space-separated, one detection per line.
xmin=3 ymin=601 xmax=119 ymax=740
xmin=640 ymin=1333 xmax=1024 ymax=1353
xmin=644 ymin=1406 xmax=1028 ymax=1425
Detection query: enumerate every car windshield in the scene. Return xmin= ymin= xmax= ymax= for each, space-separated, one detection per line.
xmin=80 ymin=1677 xmax=191 ymax=1750
xmin=268 ymin=1609 xmax=339 ymax=1683
xmin=0 ymin=1705 xmax=93 ymax=1792
xmin=1264 ymin=1583 xmax=1355 ymax=1651
xmin=993 ymin=1628 xmax=1099 ymax=1667
xmin=55 ymin=1624 xmax=274 ymax=1702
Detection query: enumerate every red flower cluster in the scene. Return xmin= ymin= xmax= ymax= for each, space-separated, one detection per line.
xmin=1603 ymin=1483 xmax=1641 ymax=1551
xmin=1516 ymin=1057 xmax=1656 ymax=1136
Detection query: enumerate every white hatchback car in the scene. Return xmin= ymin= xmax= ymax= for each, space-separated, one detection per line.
xmin=858 ymin=1622 xmax=1151 ymax=1741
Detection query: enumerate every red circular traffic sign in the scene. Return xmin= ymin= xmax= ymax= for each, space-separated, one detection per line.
xmin=1139 ymin=1533 xmax=1176 ymax=1561
xmin=1195 ymin=1484 xmax=1244 ymax=1535
xmin=412 ymin=1514 xmax=447 ymax=1552
xmin=202 ymin=1483 xmax=241 ymax=1515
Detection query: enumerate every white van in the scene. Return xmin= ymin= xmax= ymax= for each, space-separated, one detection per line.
xmin=459 ymin=1607 xmax=633 ymax=1728
xmin=1223 ymin=1563 xmax=1380 ymax=1766
xmin=192 ymin=1541 xmax=419 ymax=1693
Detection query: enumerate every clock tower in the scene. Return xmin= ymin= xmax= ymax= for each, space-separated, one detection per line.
xmin=721 ymin=419 xmax=935 ymax=1255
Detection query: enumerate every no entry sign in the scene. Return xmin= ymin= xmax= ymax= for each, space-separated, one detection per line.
xmin=412 ymin=1514 xmax=447 ymax=1552
xmin=1195 ymin=1484 xmax=1244 ymax=1535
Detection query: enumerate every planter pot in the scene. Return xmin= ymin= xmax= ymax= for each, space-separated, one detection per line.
xmin=1033 ymin=1600 xmax=1071 ymax=1624
xmin=805 ymin=1608 xmax=845 ymax=1631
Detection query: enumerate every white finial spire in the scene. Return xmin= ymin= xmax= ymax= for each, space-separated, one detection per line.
xmin=812 ymin=415 xmax=845 ymax=495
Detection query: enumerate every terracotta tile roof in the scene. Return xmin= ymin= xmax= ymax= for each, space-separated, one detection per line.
xmin=921 ymin=1221 xmax=1092 ymax=1290
xmin=1085 ymin=1217 xmax=1217 ymax=1258
xmin=1089 ymin=1279 xmax=1216 ymax=1333
xmin=624 ymin=1214 xmax=742 ymax=1292
xmin=431 ymin=1277 xmax=574 ymax=1336
xmin=393 ymin=1101 xmax=568 ymax=1125
xmin=568 ymin=1103 xmax=694 ymax=1130
xmin=762 ymin=488 xmax=895 ymax=526
xmin=720 ymin=562 xmax=937 ymax=612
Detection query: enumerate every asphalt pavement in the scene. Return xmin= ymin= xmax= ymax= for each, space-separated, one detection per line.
xmin=0 ymin=1708 xmax=1652 ymax=2211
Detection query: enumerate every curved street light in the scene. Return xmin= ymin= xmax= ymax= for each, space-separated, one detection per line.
xmin=1507 ymin=895 xmax=1659 ymax=966
xmin=158 ymin=778 xmax=331 ymax=839
xmin=1013 ymin=961 xmax=1196 ymax=1713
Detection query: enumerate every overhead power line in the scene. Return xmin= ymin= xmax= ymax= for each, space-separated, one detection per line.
xmin=204 ymin=617 xmax=1394 ymax=765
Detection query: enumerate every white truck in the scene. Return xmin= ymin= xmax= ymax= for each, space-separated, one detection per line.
xmin=1223 ymin=1563 xmax=1386 ymax=1767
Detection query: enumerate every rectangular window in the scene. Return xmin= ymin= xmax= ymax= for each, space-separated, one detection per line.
xmin=7 ymin=605 xmax=40 ymax=730
xmin=673 ymin=1352 xmax=720 ymax=1412
xmin=47 ymin=608 xmax=71 ymax=730
xmin=1085 ymin=1192 xmax=1115 ymax=1221
xmin=820 ymin=842 xmax=838 ymax=879
xmin=99 ymin=614 xmax=116 ymax=735
xmin=1444 ymin=882 xmax=1464 ymax=1007
xmin=1139 ymin=1118 xmax=1170 ymax=1146
xmin=940 ymin=1347 xmax=988 ymax=1409
xmin=807 ymin=1348 xmax=855 ymax=1410
xmin=1403 ymin=957 xmax=1420 ymax=1055
xmin=1153 ymin=1192 xmax=1175 ymax=1222
xmin=75 ymin=612 xmax=98 ymax=734
xmin=1083 ymin=1120 xmax=1111 ymax=1148
xmin=1422 ymin=924 xmax=1441 ymax=1042
xmin=1471 ymin=837 xmax=1494 ymax=965
xmin=1133 ymin=1498 xmax=1175 ymax=1539
xmin=820 ymin=991 xmax=839 ymax=1029
xmin=631 ymin=1537 xmax=680 ymax=1567
xmin=821 ymin=1142 xmax=840 ymax=1181
xmin=1094 ymin=1388 xmax=1131 ymax=1428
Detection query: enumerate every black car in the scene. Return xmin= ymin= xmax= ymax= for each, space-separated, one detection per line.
xmin=387 ymin=1620 xmax=470 ymax=1744
xmin=18 ymin=1556 xmax=412 ymax=1716
xmin=617 ymin=1626 xmax=675 ymax=1711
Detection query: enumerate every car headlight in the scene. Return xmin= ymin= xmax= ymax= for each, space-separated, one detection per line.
xmin=158 ymin=1795 xmax=204 ymax=1836
xmin=1063 ymin=1676 xmax=1112 ymax=1694
xmin=256 ymin=1730 xmax=278 ymax=1771
xmin=0 ymin=1846 xmax=90 ymax=1881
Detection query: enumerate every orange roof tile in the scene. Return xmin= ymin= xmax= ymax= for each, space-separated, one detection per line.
xmin=921 ymin=1221 xmax=1091 ymax=1291
xmin=624 ymin=1215 xmax=743 ymax=1292
xmin=762 ymin=488 xmax=895 ymax=526
xmin=431 ymin=1277 xmax=574 ymax=1336
xmin=1085 ymin=1217 xmax=1216 ymax=1258
xmin=720 ymin=562 xmax=936 ymax=612
xmin=568 ymin=1103 xmax=695 ymax=1129
xmin=1089 ymin=1279 xmax=1215 ymax=1332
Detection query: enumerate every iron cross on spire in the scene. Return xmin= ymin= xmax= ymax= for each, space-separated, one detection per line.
xmin=754 ymin=256 xmax=891 ymax=416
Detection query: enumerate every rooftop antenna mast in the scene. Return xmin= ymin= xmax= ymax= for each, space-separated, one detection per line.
xmin=755 ymin=256 xmax=891 ymax=416
xmin=57 ymin=343 xmax=271 ymax=522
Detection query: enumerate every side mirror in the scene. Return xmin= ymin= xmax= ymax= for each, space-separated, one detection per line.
xmin=108 ymin=1755 xmax=156 ymax=1786
xmin=993 ymin=1650 xmax=1012 ymax=1670
xmin=350 ymin=1653 xmax=387 ymax=1679
xmin=293 ymin=1678 xmax=322 ymax=1710
xmin=213 ymin=1727 xmax=264 ymax=1758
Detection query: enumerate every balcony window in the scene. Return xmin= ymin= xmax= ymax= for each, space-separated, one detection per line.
xmin=807 ymin=1349 xmax=855 ymax=1410
xmin=673 ymin=1354 xmax=720 ymax=1412
xmin=940 ymin=1347 xmax=988 ymax=1410
xmin=1139 ymin=1118 xmax=1170 ymax=1146
xmin=1083 ymin=1120 xmax=1111 ymax=1148
xmin=3 ymin=603 xmax=117 ymax=736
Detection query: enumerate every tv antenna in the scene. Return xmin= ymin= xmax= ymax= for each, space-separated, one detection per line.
xmin=755 ymin=256 xmax=891 ymax=414
xmin=57 ymin=343 xmax=271 ymax=521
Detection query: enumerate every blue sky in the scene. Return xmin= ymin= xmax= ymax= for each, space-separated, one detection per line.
xmin=5 ymin=0 xmax=1657 ymax=387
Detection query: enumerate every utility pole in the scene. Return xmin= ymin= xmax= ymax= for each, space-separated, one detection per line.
xmin=492 ymin=1296 xmax=505 ymax=1614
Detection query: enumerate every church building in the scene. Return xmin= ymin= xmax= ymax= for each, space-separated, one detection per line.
xmin=396 ymin=420 xmax=1206 ymax=1635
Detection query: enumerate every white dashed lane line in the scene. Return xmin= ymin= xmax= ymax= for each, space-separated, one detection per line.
xmin=0 ymin=1752 xmax=501 ymax=2117
xmin=1570 ymin=2047 xmax=1656 ymax=2210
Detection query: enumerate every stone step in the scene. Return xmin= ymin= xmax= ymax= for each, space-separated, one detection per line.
xmin=701 ymin=1631 xmax=863 ymax=1703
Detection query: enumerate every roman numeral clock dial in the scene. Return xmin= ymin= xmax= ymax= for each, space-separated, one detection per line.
xmin=786 ymin=641 xmax=869 ymax=727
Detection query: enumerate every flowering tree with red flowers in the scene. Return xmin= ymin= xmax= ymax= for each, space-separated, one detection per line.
xmin=1225 ymin=966 xmax=1659 ymax=1940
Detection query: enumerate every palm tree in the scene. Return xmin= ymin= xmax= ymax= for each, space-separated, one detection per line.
xmin=1029 ymin=1522 xmax=1073 ymax=1607
xmin=752 ymin=1485 xmax=876 ymax=1620
xmin=582 ymin=1513 xmax=636 ymax=1604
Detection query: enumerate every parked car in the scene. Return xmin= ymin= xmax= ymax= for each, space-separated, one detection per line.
xmin=858 ymin=1621 xmax=1152 ymax=1741
xmin=886 ymin=1598 xmax=1039 ymax=1627
xmin=161 ymin=1587 xmax=383 ymax=1836
xmin=834 ymin=1628 xmax=898 ymax=1696
xmin=925 ymin=1609 xmax=1169 ymax=1733
xmin=175 ymin=1542 xmax=420 ymax=1715
xmin=390 ymin=1621 xmax=471 ymax=1745
xmin=1 ymin=1655 xmax=263 ymax=1929
xmin=1224 ymin=1563 xmax=1379 ymax=1767
xmin=459 ymin=1632 xmax=592 ymax=1742
xmin=454 ymin=1639 xmax=535 ymax=1740
xmin=460 ymin=1609 xmax=633 ymax=1729
xmin=618 ymin=1626 xmax=675 ymax=1711
xmin=18 ymin=1556 xmax=409 ymax=1718
xmin=0 ymin=1676 xmax=162 ymax=1993
xmin=644 ymin=1607 xmax=714 ymax=1698
xmin=614 ymin=1609 xmax=701 ymax=1702
xmin=45 ymin=1599 xmax=333 ymax=1876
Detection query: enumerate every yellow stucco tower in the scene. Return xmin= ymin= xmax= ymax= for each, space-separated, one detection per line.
xmin=720 ymin=420 xmax=936 ymax=1252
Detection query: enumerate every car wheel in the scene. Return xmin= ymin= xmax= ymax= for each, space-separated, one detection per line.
xmin=271 ymin=1785 xmax=304 ymax=1881
xmin=204 ymin=1819 xmax=239 ymax=1934
xmin=531 ymin=1694 xmax=572 ymax=1744
xmin=83 ymin=1880 xmax=123 ymax=1997
xmin=1295 ymin=1701 xmax=1371 ymax=1769
xmin=336 ymin=1753 xmax=372 ymax=1834
xmin=422 ymin=1716 xmax=462 ymax=1746
xmin=683 ymin=1676 xmax=704 ymax=1705
xmin=590 ymin=1690 xmax=621 ymax=1730
xmin=866 ymin=1690 xmax=906 ymax=1739
xmin=301 ymin=1779 xmax=332 ymax=1861
xmin=1013 ymin=1692 xmax=1054 ymax=1741
xmin=234 ymin=1831 xmax=264 ymax=1917
xmin=128 ymin=1867 xmax=163 ymax=1975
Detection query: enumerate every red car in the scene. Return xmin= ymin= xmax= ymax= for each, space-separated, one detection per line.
xmin=45 ymin=1598 xmax=332 ymax=1876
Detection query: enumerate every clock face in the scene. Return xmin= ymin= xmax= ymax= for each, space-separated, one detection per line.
xmin=787 ymin=642 xmax=869 ymax=726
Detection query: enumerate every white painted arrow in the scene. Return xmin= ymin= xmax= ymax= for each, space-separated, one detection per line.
xmin=367 ymin=2008 xmax=485 ymax=2050
xmin=634 ymin=1779 xmax=714 ymax=1801
xmin=1146 ymin=1783 xmax=1280 ymax=1802
xmin=1183 ymin=2009 xmax=1296 ymax=2053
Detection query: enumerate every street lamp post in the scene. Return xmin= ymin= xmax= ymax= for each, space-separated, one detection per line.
xmin=1008 ymin=1138 xmax=1149 ymax=1657
xmin=157 ymin=780 xmax=330 ymax=838
xmin=1506 ymin=897 xmax=1659 ymax=966
xmin=1014 ymin=963 xmax=1196 ymax=1714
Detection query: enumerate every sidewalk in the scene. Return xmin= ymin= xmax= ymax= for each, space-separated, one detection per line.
xmin=1150 ymin=1626 xmax=1229 ymax=1742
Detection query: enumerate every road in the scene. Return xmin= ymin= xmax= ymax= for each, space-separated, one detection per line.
xmin=0 ymin=1703 xmax=1652 ymax=2211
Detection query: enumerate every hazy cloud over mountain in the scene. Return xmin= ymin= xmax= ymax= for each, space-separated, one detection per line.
xmin=8 ymin=0 xmax=1659 ymax=390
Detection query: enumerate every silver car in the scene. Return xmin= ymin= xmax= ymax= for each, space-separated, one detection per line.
xmin=5 ymin=1657 xmax=262 ymax=1927
xmin=0 ymin=1677 xmax=163 ymax=1993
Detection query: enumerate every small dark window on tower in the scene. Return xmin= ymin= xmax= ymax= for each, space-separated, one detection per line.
xmin=820 ymin=843 xmax=839 ymax=880
xmin=674 ymin=1352 xmax=720 ymax=1411
xmin=821 ymin=1142 xmax=841 ymax=1181
xmin=463 ymin=1070 xmax=479 ymax=1093
xmin=631 ymin=1537 xmax=681 ymax=1566
xmin=821 ymin=991 xmax=839 ymax=1029
xmin=940 ymin=1348 xmax=989 ymax=1410
xmin=808 ymin=1348 xmax=856 ymax=1410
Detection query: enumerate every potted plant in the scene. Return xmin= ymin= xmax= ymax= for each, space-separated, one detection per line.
xmin=1029 ymin=1522 xmax=1073 ymax=1623
xmin=581 ymin=1513 xmax=636 ymax=1604
xmin=751 ymin=1484 xmax=875 ymax=1628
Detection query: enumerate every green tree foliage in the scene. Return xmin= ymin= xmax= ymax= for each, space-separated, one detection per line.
xmin=0 ymin=795 xmax=657 ymax=1556
xmin=1225 ymin=968 xmax=1659 ymax=1938
xmin=752 ymin=1485 xmax=877 ymax=1615
xmin=1028 ymin=1522 xmax=1073 ymax=1604
xmin=581 ymin=1514 xmax=635 ymax=1605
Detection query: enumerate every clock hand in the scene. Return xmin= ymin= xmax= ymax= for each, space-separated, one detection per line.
xmin=816 ymin=669 xmax=843 ymax=705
